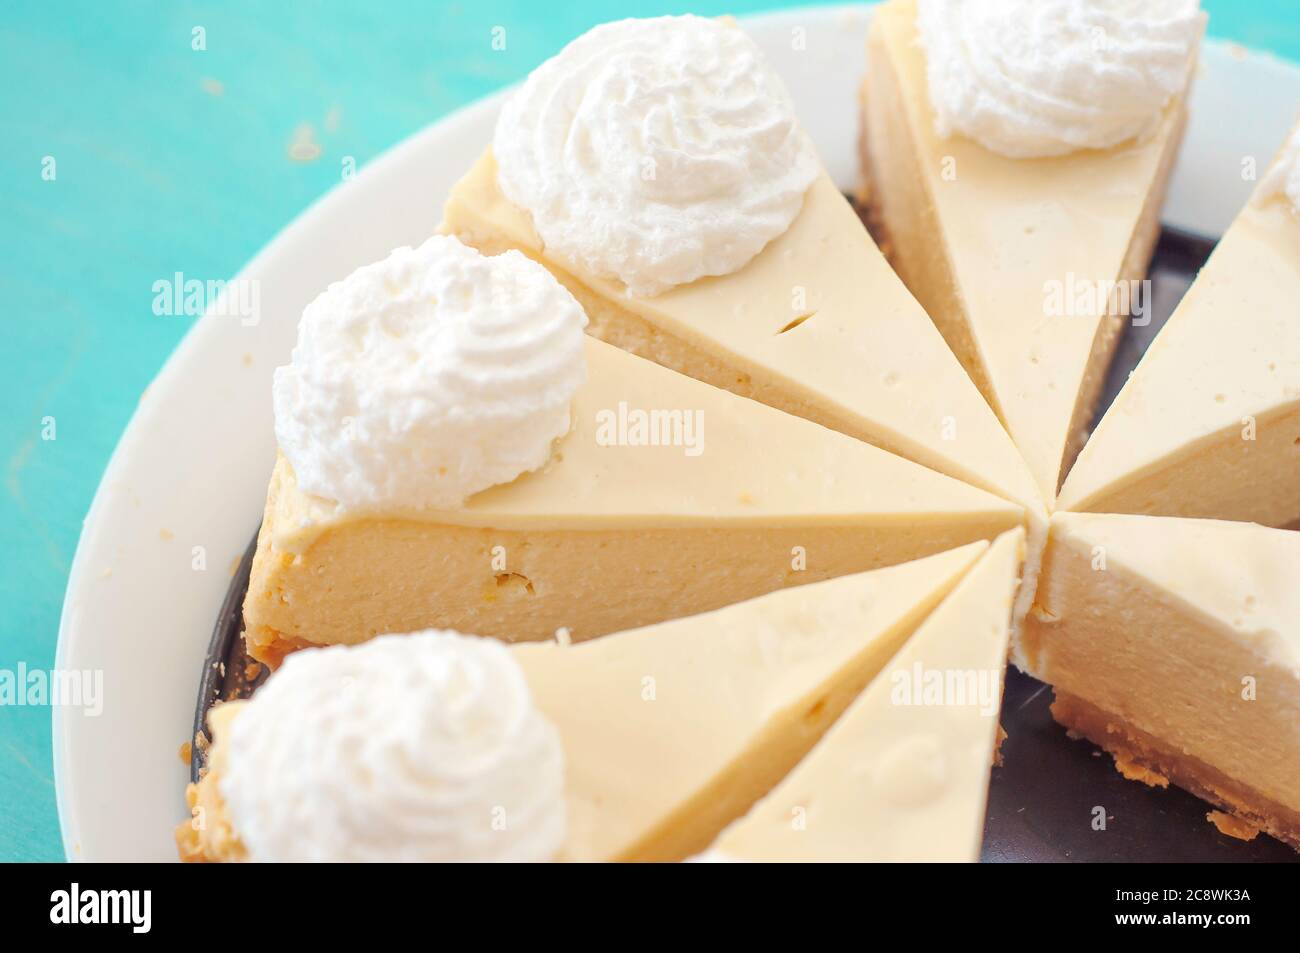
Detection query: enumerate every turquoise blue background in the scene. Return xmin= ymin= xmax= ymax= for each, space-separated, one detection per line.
xmin=1 ymin=1 xmax=1295 ymax=862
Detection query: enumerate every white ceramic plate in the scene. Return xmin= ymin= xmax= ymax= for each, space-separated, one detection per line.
xmin=55 ymin=3 xmax=1300 ymax=861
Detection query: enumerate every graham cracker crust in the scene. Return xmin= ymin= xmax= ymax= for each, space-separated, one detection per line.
xmin=1207 ymin=811 xmax=1261 ymax=843
xmin=246 ymin=628 xmax=319 ymax=669
xmin=1051 ymin=691 xmax=1300 ymax=851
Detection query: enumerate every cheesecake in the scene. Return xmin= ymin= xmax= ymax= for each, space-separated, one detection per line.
xmin=180 ymin=543 xmax=992 ymax=862
xmin=1022 ymin=512 xmax=1300 ymax=849
xmin=170 ymin=4 xmax=1300 ymax=867
xmin=245 ymin=236 xmax=1024 ymax=666
xmin=514 ymin=540 xmax=994 ymax=861
xmin=707 ymin=529 xmax=1021 ymax=862
xmin=178 ymin=631 xmax=568 ymax=863
xmin=861 ymin=0 xmax=1202 ymax=503
xmin=1057 ymin=127 xmax=1300 ymax=527
xmin=443 ymin=159 xmax=1046 ymax=523
xmin=440 ymin=16 xmax=1046 ymax=528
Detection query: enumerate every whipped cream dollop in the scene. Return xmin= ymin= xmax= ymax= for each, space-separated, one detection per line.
xmin=1257 ymin=125 xmax=1300 ymax=214
xmin=273 ymin=235 xmax=587 ymax=510
xmin=493 ymin=15 xmax=819 ymax=297
xmin=916 ymin=0 xmax=1204 ymax=158
xmin=220 ymin=631 xmax=567 ymax=863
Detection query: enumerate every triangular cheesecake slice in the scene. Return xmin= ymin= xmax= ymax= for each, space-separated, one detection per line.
xmin=180 ymin=543 xmax=989 ymax=862
xmin=511 ymin=540 xmax=991 ymax=861
xmin=1022 ymin=513 xmax=1300 ymax=850
xmin=245 ymin=337 xmax=1024 ymax=665
xmin=1057 ymin=139 xmax=1300 ymax=526
xmin=442 ymin=156 xmax=1045 ymax=522
xmin=861 ymin=0 xmax=1196 ymax=503
xmin=705 ymin=528 xmax=1022 ymax=862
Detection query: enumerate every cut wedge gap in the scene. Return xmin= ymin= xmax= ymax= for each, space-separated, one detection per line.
xmin=776 ymin=311 xmax=816 ymax=335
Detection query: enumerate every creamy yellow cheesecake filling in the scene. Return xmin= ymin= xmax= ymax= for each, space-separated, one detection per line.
xmin=244 ymin=337 xmax=1024 ymax=665
xmin=710 ymin=529 xmax=1021 ymax=862
xmin=1058 ymin=199 xmax=1300 ymax=526
xmin=442 ymin=155 xmax=1046 ymax=522
xmin=1023 ymin=513 xmax=1300 ymax=848
xmin=188 ymin=545 xmax=998 ymax=862
xmin=515 ymin=544 xmax=991 ymax=861
xmin=861 ymin=0 xmax=1193 ymax=504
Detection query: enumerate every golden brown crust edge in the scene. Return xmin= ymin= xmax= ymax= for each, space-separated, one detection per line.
xmin=174 ymin=776 xmax=247 ymax=863
xmin=1051 ymin=691 xmax=1300 ymax=852
xmin=174 ymin=706 xmax=249 ymax=863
